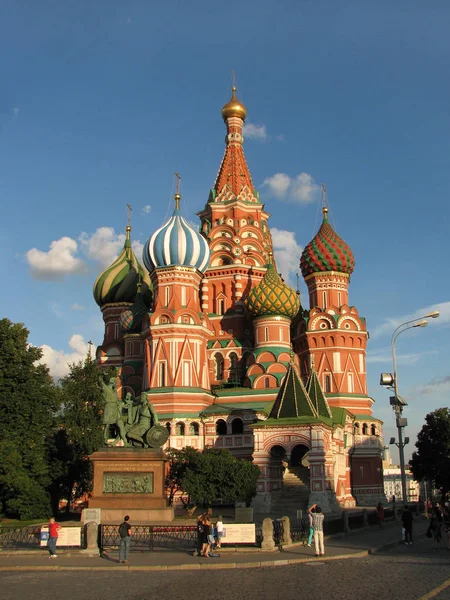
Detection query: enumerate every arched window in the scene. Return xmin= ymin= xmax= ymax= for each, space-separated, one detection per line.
xmin=362 ymin=423 xmax=368 ymax=435
xmin=189 ymin=422 xmax=199 ymax=436
xmin=216 ymin=419 xmax=227 ymax=435
xmin=265 ymin=377 xmax=270 ymax=389
xmin=229 ymin=352 xmax=238 ymax=383
xmin=214 ymin=353 xmax=224 ymax=380
xmin=371 ymin=424 xmax=376 ymax=436
xmin=324 ymin=374 xmax=331 ymax=393
xmin=217 ymin=298 xmax=225 ymax=315
xmin=231 ymin=418 xmax=244 ymax=434
xmin=165 ymin=422 xmax=171 ymax=435
xmin=176 ymin=422 xmax=185 ymax=436
xmin=354 ymin=422 xmax=360 ymax=433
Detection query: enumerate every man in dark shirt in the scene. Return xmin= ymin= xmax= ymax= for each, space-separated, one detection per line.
xmin=402 ymin=506 xmax=414 ymax=545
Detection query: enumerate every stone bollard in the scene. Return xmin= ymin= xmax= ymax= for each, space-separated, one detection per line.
xmin=280 ymin=516 xmax=292 ymax=547
xmin=343 ymin=511 xmax=350 ymax=534
xmin=261 ymin=518 xmax=275 ymax=551
xmin=362 ymin=508 xmax=368 ymax=528
xmin=81 ymin=521 xmax=100 ymax=556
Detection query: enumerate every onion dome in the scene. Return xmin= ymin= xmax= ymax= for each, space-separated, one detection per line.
xmin=243 ymin=260 xmax=300 ymax=319
xmin=222 ymin=85 xmax=247 ymax=121
xmin=119 ymin=281 xmax=149 ymax=333
xmin=300 ymin=207 xmax=355 ymax=278
xmin=93 ymin=226 xmax=152 ymax=307
xmin=143 ymin=193 xmax=210 ymax=273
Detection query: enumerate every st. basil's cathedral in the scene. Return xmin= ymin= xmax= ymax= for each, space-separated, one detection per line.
xmin=93 ymin=85 xmax=385 ymax=513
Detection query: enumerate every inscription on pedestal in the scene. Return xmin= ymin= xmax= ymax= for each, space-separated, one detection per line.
xmin=103 ymin=472 xmax=154 ymax=494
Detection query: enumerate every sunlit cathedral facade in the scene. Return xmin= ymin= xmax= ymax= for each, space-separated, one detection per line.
xmin=93 ymin=85 xmax=385 ymax=513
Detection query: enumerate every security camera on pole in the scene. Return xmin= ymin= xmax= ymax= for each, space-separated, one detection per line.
xmin=380 ymin=311 xmax=439 ymax=503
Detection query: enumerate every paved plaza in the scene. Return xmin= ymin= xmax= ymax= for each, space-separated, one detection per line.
xmin=1 ymin=518 xmax=449 ymax=599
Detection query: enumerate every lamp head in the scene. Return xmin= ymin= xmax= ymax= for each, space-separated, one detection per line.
xmin=405 ymin=437 xmax=410 ymax=445
xmin=413 ymin=319 xmax=428 ymax=328
xmin=425 ymin=310 xmax=440 ymax=319
xmin=380 ymin=373 xmax=395 ymax=386
xmin=389 ymin=437 xmax=396 ymax=445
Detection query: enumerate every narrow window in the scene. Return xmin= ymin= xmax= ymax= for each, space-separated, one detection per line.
xmin=181 ymin=286 xmax=186 ymax=306
xmin=338 ymin=291 xmax=342 ymax=306
xmin=264 ymin=327 xmax=269 ymax=342
xmin=347 ymin=372 xmax=354 ymax=393
xmin=165 ymin=286 xmax=170 ymax=307
xmin=265 ymin=377 xmax=270 ymax=389
xmin=183 ymin=361 xmax=191 ymax=386
xmin=160 ymin=362 xmax=166 ymax=387
xmin=325 ymin=374 xmax=331 ymax=393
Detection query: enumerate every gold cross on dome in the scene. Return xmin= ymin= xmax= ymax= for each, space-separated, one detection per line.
xmin=126 ymin=203 xmax=132 ymax=227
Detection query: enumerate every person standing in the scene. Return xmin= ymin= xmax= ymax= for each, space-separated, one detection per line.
xmin=376 ymin=503 xmax=385 ymax=529
xmin=309 ymin=503 xmax=325 ymax=556
xmin=118 ymin=515 xmax=132 ymax=563
xmin=307 ymin=507 xmax=315 ymax=547
xmin=429 ymin=505 xmax=443 ymax=549
xmin=402 ymin=505 xmax=413 ymax=545
xmin=215 ymin=516 xmax=224 ymax=549
xmin=47 ymin=517 xmax=61 ymax=558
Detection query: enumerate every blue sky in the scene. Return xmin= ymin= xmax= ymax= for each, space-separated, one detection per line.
xmin=1 ymin=0 xmax=449 ymax=462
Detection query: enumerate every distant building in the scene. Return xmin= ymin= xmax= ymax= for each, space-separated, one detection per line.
xmin=383 ymin=461 xmax=420 ymax=502
xmin=93 ymin=85 xmax=386 ymax=512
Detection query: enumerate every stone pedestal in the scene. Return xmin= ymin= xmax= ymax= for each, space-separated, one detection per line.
xmin=89 ymin=448 xmax=174 ymax=522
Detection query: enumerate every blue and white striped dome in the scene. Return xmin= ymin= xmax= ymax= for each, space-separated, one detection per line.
xmin=143 ymin=197 xmax=210 ymax=273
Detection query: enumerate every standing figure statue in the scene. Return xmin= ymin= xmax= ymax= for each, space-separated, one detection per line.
xmin=100 ymin=377 xmax=129 ymax=446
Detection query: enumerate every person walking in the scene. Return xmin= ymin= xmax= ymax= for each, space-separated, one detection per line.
xmin=47 ymin=517 xmax=61 ymax=558
xmin=429 ymin=505 xmax=443 ymax=549
xmin=118 ymin=515 xmax=132 ymax=563
xmin=402 ymin=505 xmax=413 ymax=545
xmin=309 ymin=503 xmax=325 ymax=556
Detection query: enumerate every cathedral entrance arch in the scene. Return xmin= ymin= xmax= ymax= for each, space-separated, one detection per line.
xmin=268 ymin=445 xmax=286 ymax=491
xmin=290 ymin=444 xmax=309 ymax=467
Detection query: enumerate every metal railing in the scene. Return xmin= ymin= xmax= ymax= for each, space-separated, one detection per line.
xmin=99 ymin=524 xmax=197 ymax=552
xmin=0 ymin=525 xmax=85 ymax=550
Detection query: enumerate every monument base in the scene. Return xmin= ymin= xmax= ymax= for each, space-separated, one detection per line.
xmin=89 ymin=447 xmax=174 ymax=523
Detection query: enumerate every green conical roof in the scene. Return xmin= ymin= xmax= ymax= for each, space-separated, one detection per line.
xmin=306 ymin=368 xmax=332 ymax=419
xmin=93 ymin=226 xmax=152 ymax=307
xmin=269 ymin=360 xmax=317 ymax=419
xmin=243 ymin=262 xmax=300 ymax=319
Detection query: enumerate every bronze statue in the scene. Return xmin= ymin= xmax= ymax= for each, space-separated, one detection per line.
xmin=100 ymin=378 xmax=167 ymax=448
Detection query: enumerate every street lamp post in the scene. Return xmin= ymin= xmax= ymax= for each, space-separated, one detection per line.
xmin=380 ymin=310 xmax=439 ymax=503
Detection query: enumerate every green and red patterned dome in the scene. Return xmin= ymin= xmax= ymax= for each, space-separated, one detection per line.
xmin=243 ymin=261 xmax=300 ymax=319
xmin=300 ymin=207 xmax=355 ymax=277
xmin=93 ymin=226 xmax=152 ymax=308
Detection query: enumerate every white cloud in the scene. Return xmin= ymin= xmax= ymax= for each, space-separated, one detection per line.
xmin=243 ymin=122 xmax=268 ymax=141
xmin=39 ymin=334 xmax=91 ymax=380
xmin=370 ymin=301 xmax=450 ymax=339
xmin=71 ymin=303 xmax=84 ymax=311
xmin=79 ymin=227 xmax=144 ymax=269
xmin=271 ymin=228 xmax=303 ymax=284
xmin=366 ymin=348 xmax=436 ymax=365
xmin=50 ymin=302 xmax=64 ymax=319
xmin=142 ymin=205 xmax=151 ymax=215
xmin=263 ymin=172 xmax=320 ymax=204
xmin=12 ymin=107 xmax=19 ymax=117
xmin=26 ymin=237 xmax=88 ymax=280
xmin=414 ymin=375 xmax=450 ymax=396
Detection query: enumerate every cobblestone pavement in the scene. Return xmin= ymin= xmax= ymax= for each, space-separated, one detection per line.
xmin=1 ymin=537 xmax=449 ymax=600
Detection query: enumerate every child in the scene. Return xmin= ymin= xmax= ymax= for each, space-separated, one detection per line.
xmin=47 ymin=517 xmax=61 ymax=558
xmin=215 ymin=516 xmax=223 ymax=549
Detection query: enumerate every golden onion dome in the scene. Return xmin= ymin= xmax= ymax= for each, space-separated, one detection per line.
xmin=222 ymin=86 xmax=247 ymax=121
xmin=243 ymin=262 xmax=300 ymax=320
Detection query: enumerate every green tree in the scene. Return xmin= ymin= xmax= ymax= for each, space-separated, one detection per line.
xmin=48 ymin=359 xmax=113 ymax=512
xmin=410 ymin=407 xmax=450 ymax=503
xmin=0 ymin=319 xmax=59 ymax=519
xmin=165 ymin=446 xmax=202 ymax=507
xmin=182 ymin=448 xmax=260 ymax=507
